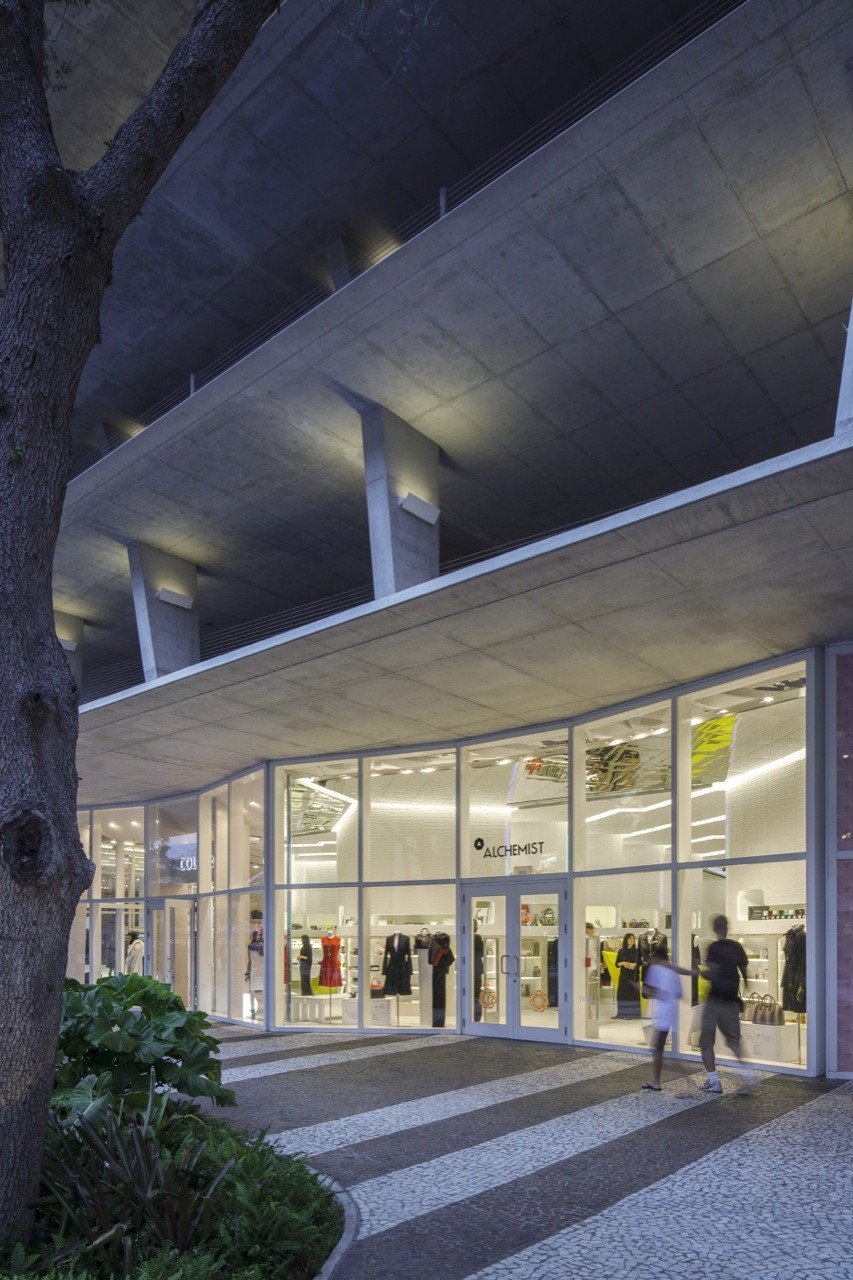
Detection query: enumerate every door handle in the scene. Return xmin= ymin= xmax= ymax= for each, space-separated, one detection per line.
xmin=499 ymin=954 xmax=508 ymax=975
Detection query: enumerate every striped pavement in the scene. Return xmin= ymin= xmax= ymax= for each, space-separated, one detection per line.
xmin=213 ymin=1029 xmax=853 ymax=1280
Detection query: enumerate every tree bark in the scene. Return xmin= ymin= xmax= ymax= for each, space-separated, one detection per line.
xmin=0 ymin=0 xmax=280 ymax=1236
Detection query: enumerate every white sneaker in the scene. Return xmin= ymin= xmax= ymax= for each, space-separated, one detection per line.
xmin=699 ymin=1078 xmax=723 ymax=1094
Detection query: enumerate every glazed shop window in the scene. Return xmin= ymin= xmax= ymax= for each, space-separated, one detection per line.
xmin=198 ymin=895 xmax=229 ymax=1020
xmin=677 ymin=861 xmax=806 ymax=1068
xmin=147 ymin=797 xmax=198 ymax=896
xmin=679 ymin=661 xmax=806 ymax=861
xmin=573 ymin=703 xmax=671 ymax=870
xmin=231 ymin=770 xmax=264 ymax=888
xmin=199 ymin=785 xmax=228 ymax=893
xmin=362 ymin=885 xmax=456 ymax=1030
xmin=285 ymin=887 xmax=358 ymax=1027
xmin=463 ymin=732 xmax=568 ymax=877
xmin=91 ymin=902 xmax=143 ymax=979
xmin=230 ymin=891 xmax=265 ymax=1023
xmin=280 ymin=763 xmax=358 ymax=885
xmin=68 ymin=902 xmax=90 ymax=984
xmin=574 ymin=870 xmax=671 ymax=1050
xmin=91 ymin=807 xmax=144 ymax=899
xmin=365 ymin=751 xmax=455 ymax=881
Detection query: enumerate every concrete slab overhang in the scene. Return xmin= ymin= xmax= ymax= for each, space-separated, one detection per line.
xmin=78 ymin=430 xmax=853 ymax=805
xmin=55 ymin=0 xmax=853 ymax=671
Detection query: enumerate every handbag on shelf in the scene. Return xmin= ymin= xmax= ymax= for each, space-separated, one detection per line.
xmin=753 ymin=994 xmax=785 ymax=1026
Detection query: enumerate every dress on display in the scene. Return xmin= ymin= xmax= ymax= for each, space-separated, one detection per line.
xmin=428 ymin=932 xmax=454 ymax=1027
xmin=781 ymin=925 xmax=806 ymax=1012
xmin=614 ymin=942 xmax=641 ymax=1018
xmin=473 ymin=931 xmax=484 ymax=1022
xmin=299 ymin=936 xmax=313 ymax=996
xmin=381 ymin=932 xmax=412 ymax=996
xmin=319 ymin=934 xmax=342 ymax=988
xmin=547 ymin=937 xmax=559 ymax=1007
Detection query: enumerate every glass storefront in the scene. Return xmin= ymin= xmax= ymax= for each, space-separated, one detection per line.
xmin=72 ymin=654 xmax=816 ymax=1072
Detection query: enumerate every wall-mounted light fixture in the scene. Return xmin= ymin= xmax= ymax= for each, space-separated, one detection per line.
xmin=155 ymin=587 xmax=194 ymax=610
xmin=399 ymin=491 xmax=440 ymax=525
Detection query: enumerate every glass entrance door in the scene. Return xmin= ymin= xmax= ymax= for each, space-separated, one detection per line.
xmin=463 ymin=881 xmax=566 ymax=1042
xmin=147 ymin=898 xmax=197 ymax=1008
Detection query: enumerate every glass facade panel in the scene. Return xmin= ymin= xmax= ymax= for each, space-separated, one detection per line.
xmin=366 ymin=751 xmax=455 ymax=880
xmin=574 ymin=703 xmax=671 ymax=869
xmin=147 ymin=796 xmax=198 ymax=895
xmin=574 ymin=870 xmax=671 ymax=1049
xmin=91 ymin=901 xmax=144 ymax=978
xmin=677 ymin=861 xmax=807 ymax=1068
xmin=679 ymin=661 xmax=806 ymax=861
xmin=230 ymin=891 xmax=265 ymax=1022
xmin=199 ymin=786 xmax=228 ymax=893
xmin=91 ymin=807 xmax=144 ymax=898
xmin=285 ymin=887 xmax=358 ymax=1026
xmin=231 ymin=771 xmax=264 ymax=888
xmin=363 ymin=885 xmax=456 ymax=1028
xmin=279 ymin=762 xmax=358 ymax=885
xmin=198 ymin=896 xmax=229 ymax=1018
xmin=463 ymin=732 xmax=568 ymax=877
xmin=68 ymin=902 xmax=90 ymax=983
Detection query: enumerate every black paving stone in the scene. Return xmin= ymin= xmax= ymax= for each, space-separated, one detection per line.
xmin=340 ymin=1074 xmax=841 ymax=1280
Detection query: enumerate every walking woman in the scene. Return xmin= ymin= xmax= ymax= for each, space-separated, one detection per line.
xmin=615 ymin=931 xmax=641 ymax=1018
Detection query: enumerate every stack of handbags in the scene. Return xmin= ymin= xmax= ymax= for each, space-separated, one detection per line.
xmin=749 ymin=993 xmax=786 ymax=1026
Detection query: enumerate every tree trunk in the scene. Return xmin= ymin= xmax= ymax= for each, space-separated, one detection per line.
xmin=0 ymin=179 xmax=109 ymax=1235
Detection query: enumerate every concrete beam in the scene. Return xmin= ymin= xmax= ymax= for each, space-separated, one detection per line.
xmin=128 ymin=542 xmax=200 ymax=681
xmin=54 ymin=610 xmax=84 ymax=690
xmin=360 ymin=404 xmax=440 ymax=598
xmin=836 ymin=301 xmax=853 ymax=435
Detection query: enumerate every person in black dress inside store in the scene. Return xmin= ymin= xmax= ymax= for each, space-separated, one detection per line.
xmin=615 ymin=931 xmax=641 ymax=1019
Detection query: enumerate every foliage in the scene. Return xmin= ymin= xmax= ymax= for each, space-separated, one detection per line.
xmin=55 ymin=976 xmax=234 ymax=1122
xmin=33 ymin=1081 xmax=234 ymax=1276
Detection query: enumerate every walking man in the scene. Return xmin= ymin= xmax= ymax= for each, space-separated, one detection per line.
xmin=699 ymin=914 xmax=757 ymax=1095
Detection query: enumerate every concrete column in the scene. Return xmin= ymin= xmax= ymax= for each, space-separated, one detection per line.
xmin=54 ymin=610 xmax=84 ymax=690
xmin=128 ymin=542 xmax=200 ymax=681
xmin=360 ymin=405 xmax=440 ymax=598
xmin=836 ymin=300 xmax=853 ymax=435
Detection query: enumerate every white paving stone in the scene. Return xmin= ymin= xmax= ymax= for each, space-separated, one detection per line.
xmin=463 ymin=1084 xmax=853 ymax=1280
xmin=217 ymin=1032 xmax=356 ymax=1060
xmin=221 ymin=1034 xmax=463 ymax=1084
xmin=351 ymin=1069 xmax=734 ymax=1236
xmin=270 ymin=1052 xmax=640 ymax=1156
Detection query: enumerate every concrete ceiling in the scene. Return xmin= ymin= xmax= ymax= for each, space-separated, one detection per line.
xmin=55 ymin=0 xmax=853 ymax=672
xmin=76 ymin=429 xmax=853 ymax=804
xmin=47 ymin=0 xmax=720 ymax=456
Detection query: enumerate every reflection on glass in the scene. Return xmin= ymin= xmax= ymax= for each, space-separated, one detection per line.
xmin=574 ymin=871 xmax=671 ymax=1049
xmin=470 ymin=894 xmax=507 ymax=1026
xmin=464 ymin=733 xmax=568 ymax=876
xmin=678 ymin=862 xmax=806 ymax=1067
xmin=366 ymin=752 xmax=455 ymax=880
xmin=230 ymin=891 xmax=264 ymax=1021
xmin=92 ymin=807 xmax=145 ymax=898
xmin=199 ymin=786 xmax=228 ymax=893
xmin=281 ymin=763 xmax=358 ymax=885
xmin=285 ymin=887 xmax=358 ymax=1026
xmin=363 ymin=886 xmax=456 ymax=1028
xmin=574 ymin=704 xmax=671 ymax=870
xmin=231 ymin=771 xmax=264 ymax=888
xmin=147 ymin=797 xmax=198 ymax=896
xmin=198 ymin=896 xmax=229 ymax=1018
xmin=91 ymin=902 xmax=144 ymax=978
xmin=680 ymin=662 xmax=806 ymax=861
xmin=518 ymin=893 xmax=560 ymax=1031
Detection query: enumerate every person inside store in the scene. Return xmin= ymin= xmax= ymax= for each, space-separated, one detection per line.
xmin=125 ymin=930 xmax=144 ymax=976
xmin=246 ymin=929 xmax=264 ymax=1020
xmin=615 ymin=931 xmax=641 ymax=1018
xmin=699 ymin=914 xmax=758 ymax=1096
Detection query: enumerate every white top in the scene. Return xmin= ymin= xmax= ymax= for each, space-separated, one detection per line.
xmin=645 ymin=961 xmax=681 ymax=1031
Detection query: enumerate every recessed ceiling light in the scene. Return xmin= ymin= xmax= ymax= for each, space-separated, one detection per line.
xmin=498 ymin=758 xmax=512 ymax=765
xmin=608 ymin=739 xmax=624 ymax=746
xmin=131 ymin=821 xmax=140 ymax=828
xmin=690 ymin=717 xmax=703 ymax=726
xmin=420 ymin=767 xmax=436 ymax=774
xmin=108 ymin=822 xmax=118 ymax=829
xmin=401 ymin=769 xmax=414 ymax=775
xmin=650 ymin=727 xmax=667 ymax=736
xmin=632 ymin=732 xmax=648 ymax=741
xmin=718 ymin=709 xmax=729 ymax=715
xmin=763 ymin=696 xmax=774 ymax=704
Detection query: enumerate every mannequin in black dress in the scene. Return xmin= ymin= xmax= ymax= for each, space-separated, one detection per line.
xmin=615 ymin=932 xmax=641 ymax=1019
xmin=428 ymin=932 xmax=455 ymax=1027
xmin=298 ymin=935 xmax=313 ymax=996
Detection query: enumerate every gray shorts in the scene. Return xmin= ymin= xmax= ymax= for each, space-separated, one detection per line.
xmin=699 ymin=995 xmax=742 ymax=1052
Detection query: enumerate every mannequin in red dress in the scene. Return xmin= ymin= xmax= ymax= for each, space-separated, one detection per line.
xmin=319 ymin=930 xmax=342 ymax=988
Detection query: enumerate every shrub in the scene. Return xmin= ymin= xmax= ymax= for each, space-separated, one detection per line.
xmin=55 ymin=976 xmax=234 ymax=1121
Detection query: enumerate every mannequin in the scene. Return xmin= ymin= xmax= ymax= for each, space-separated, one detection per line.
xmin=125 ymin=931 xmax=144 ymax=976
xmin=299 ymin=934 xmax=313 ymax=996
xmin=319 ymin=929 xmax=342 ymax=988
xmin=381 ymin=931 xmax=412 ymax=996
xmin=245 ymin=929 xmax=264 ymax=1020
xmin=428 ymin=931 xmax=455 ymax=1027
xmin=473 ymin=920 xmax=484 ymax=1022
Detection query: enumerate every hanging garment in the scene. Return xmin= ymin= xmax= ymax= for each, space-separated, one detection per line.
xmin=299 ymin=937 xmax=313 ymax=996
xmin=381 ymin=932 xmax=412 ymax=996
xmin=319 ymin=934 xmax=342 ymax=988
xmin=781 ymin=925 xmax=806 ymax=1012
xmin=428 ymin=932 xmax=455 ymax=1027
xmin=473 ymin=931 xmax=485 ymax=1022
xmin=614 ymin=944 xmax=641 ymax=1018
xmin=691 ymin=936 xmax=701 ymax=1006
xmin=547 ymin=937 xmax=559 ymax=1007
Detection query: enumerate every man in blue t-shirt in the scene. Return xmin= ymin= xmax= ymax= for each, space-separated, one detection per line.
xmin=699 ymin=914 xmax=757 ymax=1096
